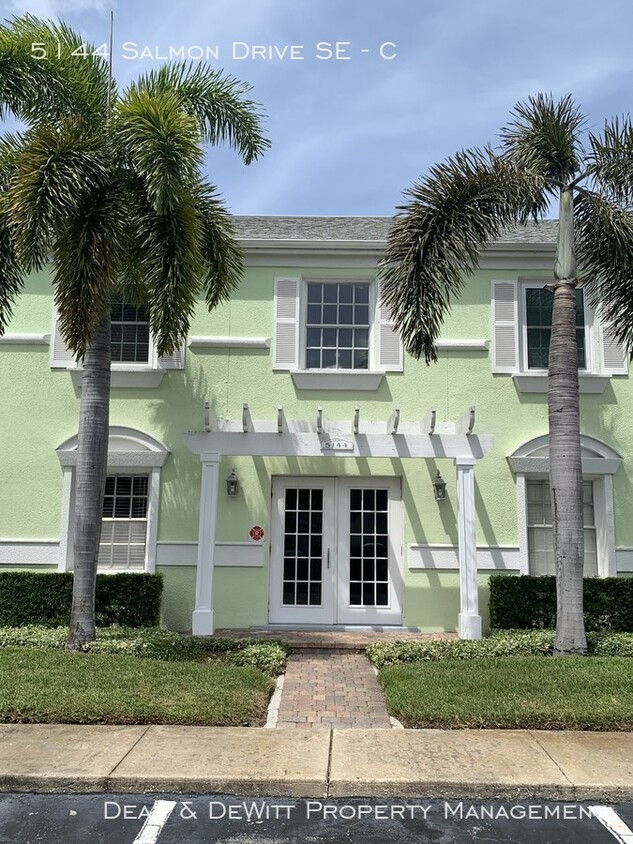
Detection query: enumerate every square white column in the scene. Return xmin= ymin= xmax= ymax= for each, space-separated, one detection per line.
xmin=192 ymin=452 xmax=221 ymax=635
xmin=455 ymin=456 xmax=482 ymax=639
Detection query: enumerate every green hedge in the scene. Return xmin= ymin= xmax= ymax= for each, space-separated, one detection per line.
xmin=489 ymin=575 xmax=633 ymax=631
xmin=366 ymin=630 xmax=633 ymax=667
xmin=0 ymin=572 xmax=163 ymax=628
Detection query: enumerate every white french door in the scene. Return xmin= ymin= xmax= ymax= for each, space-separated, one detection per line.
xmin=269 ymin=477 xmax=402 ymax=625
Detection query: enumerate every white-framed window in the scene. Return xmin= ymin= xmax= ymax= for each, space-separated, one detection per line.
xmin=526 ymin=479 xmax=597 ymax=576
xmin=272 ymin=276 xmax=402 ymax=389
xmin=509 ymin=433 xmax=622 ymax=578
xmin=491 ymin=279 xmax=627 ymax=387
xmin=50 ymin=298 xmax=185 ymax=386
xmin=56 ymin=427 xmax=169 ymax=573
xmin=98 ymin=474 xmax=150 ymax=570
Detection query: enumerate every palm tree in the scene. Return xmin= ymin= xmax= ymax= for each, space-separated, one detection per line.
xmin=379 ymin=94 xmax=633 ymax=655
xmin=0 ymin=16 xmax=269 ymax=648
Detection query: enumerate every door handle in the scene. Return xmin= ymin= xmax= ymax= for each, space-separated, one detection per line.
xmin=327 ymin=548 xmax=330 ymax=569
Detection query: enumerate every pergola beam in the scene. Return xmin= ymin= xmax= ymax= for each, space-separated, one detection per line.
xmin=242 ymin=403 xmax=253 ymax=433
xmin=387 ymin=406 xmax=400 ymax=435
xmin=422 ymin=408 xmax=436 ymax=435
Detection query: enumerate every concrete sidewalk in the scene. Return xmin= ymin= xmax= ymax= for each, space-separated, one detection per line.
xmin=0 ymin=724 xmax=632 ymax=801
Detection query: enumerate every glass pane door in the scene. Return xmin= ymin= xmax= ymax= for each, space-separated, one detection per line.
xmin=282 ymin=487 xmax=324 ymax=607
xmin=337 ymin=479 xmax=403 ymax=625
xmin=269 ymin=478 xmax=335 ymax=624
xmin=349 ymin=488 xmax=389 ymax=607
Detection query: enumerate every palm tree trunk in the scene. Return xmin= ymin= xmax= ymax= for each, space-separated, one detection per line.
xmin=550 ymin=188 xmax=587 ymax=655
xmin=66 ymin=311 xmax=111 ymax=650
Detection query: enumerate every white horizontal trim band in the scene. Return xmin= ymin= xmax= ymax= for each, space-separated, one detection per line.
xmin=188 ymin=336 xmax=271 ymax=349
xmin=409 ymin=544 xmax=521 ymax=571
xmin=436 ymin=340 xmax=490 ymax=351
xmin=155 ymin=540 xmax=265 ymax=567
xmin=0 ymin=541 xmax=59 ymax=565
xmin=0 ymin=333 xmax=50 ymax=345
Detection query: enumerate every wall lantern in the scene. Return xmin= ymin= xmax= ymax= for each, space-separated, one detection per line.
xmin=226 ymin=467 xmax=239 ymax=497
xmin=432 ymin=470 xmax=447 ymax=502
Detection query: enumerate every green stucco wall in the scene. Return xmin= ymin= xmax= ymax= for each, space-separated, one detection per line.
xmin=2 ymin=260 xmax=632 ymax=633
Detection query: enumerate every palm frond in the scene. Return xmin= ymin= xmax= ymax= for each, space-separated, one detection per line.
xmin=130 ymin=62 xmax=270 ymax=164
xmin=3 ymin=118 xmax=108 ymax=270
xmin=0 ymin=214 xmax=24 ymax=333
xmin=501 ymin=93 xmax=585 ymax=184
xmin=128 ymin=194 xmax=202 ymax=356
xmin=575 ymin=190 xmax=633 ymax=354
xmin=379 ymin=148 xmax=548 ymax=362
xmin=53 ymin=186 xmax=125 ymax=357
xmin=113 ymin=87 xmax=203 ymax=214
xmin=586 ymin=116 xmax=633 ymax=205
xmin=0 ymin=15 xmax=110 ymax=127
xmin=194 ymin=181 xmax=243 ymax=308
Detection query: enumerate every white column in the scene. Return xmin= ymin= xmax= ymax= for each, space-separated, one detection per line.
xmin=192 ymin=451 xmax=221 ymax=635
xmin=455 ymin=456 xmax=482 ymax=639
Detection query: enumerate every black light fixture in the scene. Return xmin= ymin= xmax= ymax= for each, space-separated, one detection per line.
xmin=432 ymin=470 xmax=447 ymax=502
xmin=226 ymin=467 xmax=239 ymax=497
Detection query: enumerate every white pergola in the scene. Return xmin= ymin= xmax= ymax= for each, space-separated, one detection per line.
xmin=184 ymin=403 xmax=494 ymax=639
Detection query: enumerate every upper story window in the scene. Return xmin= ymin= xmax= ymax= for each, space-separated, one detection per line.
xmin=110 ymin=296 xmax=150 ymax=364
xmin=51 ymin=299 xmax=185 ymax=384
xmin=305 ymin=282 xmax=370 ymax=370
xmin=491 ymin=279 xmax=627 ymax=385
xmin=524 ymin=287 xmax=586 ymax=370
xmin=272 ymin=276 xmax=403 ymax=389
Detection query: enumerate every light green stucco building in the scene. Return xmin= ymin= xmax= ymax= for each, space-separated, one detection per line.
xmin=1 ymin=216 xmax=630 ymax=636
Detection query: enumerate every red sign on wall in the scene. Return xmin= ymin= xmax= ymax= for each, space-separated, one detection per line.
xmin=249 ymin=525 xmax=265 ymax=542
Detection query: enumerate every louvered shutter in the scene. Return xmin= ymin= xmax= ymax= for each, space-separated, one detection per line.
xmin=377 ymin=284 xmax=404 ymax=372
xmin=158 ymin=343 xmax=186 ymax=370
xmin=491 ymin=281 xmax=518 ymax=373
xmin=273 ymin=277 xmax=300 ymax=370
xmin=600 ymin=321 xmax=628 ymax=375
xmin=50 ymin=308 xmax=77 ymax=368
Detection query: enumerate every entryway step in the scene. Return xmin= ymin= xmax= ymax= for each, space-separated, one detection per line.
xmin=214 ymin=627 xmax=456 ymax=651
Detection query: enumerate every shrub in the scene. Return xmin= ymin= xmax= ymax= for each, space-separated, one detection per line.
xmin=489 ymin=575 xmax=633 ymax=632
xmin=366 ymin=629 xmax=633 ymax=667
xmin=366 ymin=630 xmax=555 ymax=668
xmin=0 ymin=625 xmax=289 ymax=675
xmin=0 ymin=572 xmax=163 ymax=628
xmin=224 ymin=643 xmax=288 ymax=676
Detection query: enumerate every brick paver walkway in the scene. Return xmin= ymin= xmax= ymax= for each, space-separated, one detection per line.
xmin=275 ymin=648 xmax=392 ymax=729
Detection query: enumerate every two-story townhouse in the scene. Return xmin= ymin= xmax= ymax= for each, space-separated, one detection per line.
xmin=0 ymin=216 xmax=631 ymax=637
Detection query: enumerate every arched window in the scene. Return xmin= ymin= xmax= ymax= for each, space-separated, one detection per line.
xmin=56 ymin=427 xmax=170 ymax=572
xmin=507 ymin=434 xmax=622 ymax=577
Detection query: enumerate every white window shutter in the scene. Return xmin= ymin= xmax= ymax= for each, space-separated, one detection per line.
xmin=600 ymin=321 xmax=628 ymax=375
xmin=50 ymin=307 xmax=77 ymax=368
xmin=273 ymin=277 xmax=299 ymax=370
xmin=377 ymin=284 xmax=403 ymax=372
xmin=158 ymin=342 xmax=186 ymax=370
xmin=491 ymin=281 xmax=519 ymax=373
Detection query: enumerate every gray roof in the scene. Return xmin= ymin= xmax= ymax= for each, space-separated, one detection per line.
xmin=232 ymin=215 xmax=558 ymax=245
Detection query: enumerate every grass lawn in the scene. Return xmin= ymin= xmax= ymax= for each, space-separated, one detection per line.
xmin=379 ymin=656 xmax=633 ymax=730
xmin=0 ymin=648 xmax=273 ymax=726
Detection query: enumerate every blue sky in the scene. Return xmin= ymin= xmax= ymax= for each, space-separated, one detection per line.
xmin=4 ymin=0 xmax=633 ymax=215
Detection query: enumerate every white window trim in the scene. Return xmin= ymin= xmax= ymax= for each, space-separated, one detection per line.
xmin=513 ymin=280 xmax=610 ymax=394
xmin=291 ymin=275 xmax=386 ymax=390
xmin=519 ymin=280 xmax=594 ymax=374
xmin=51 ymin=308 xmax=184 ymax=387
xmin=56 ymin=427 xmax=169 ymax=573
xmin=510 ymin=434 xmax=620 ymax=577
